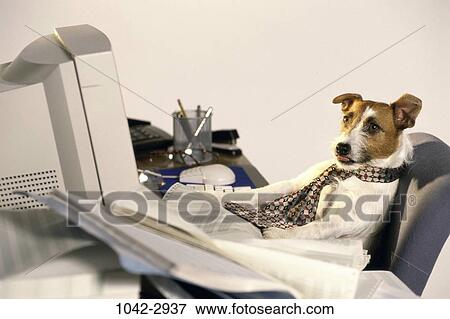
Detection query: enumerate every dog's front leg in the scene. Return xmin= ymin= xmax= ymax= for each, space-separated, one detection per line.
xmin=251 ymin=180 xmax=296 ymax=196
xmin=226 ymin=180 xmax=297 ymax=209
xmin=252 ymin=160 xmax=334 ymax=195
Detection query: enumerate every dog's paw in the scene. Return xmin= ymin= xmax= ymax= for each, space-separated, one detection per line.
xmin=262 ymin=227 xmax=290 ymax=239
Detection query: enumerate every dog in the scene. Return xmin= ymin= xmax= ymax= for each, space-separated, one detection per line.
xmin=257 ymin=93 xmax=422 ymax=246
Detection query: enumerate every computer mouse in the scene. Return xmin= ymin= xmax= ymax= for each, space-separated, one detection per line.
xmin=179 ymin=164 xmax=236 ymax=185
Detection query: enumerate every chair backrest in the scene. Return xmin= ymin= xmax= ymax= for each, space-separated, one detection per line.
xmin=368 ymin=133 xmax=450 ymax=296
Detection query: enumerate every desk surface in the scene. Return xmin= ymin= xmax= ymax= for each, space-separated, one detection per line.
xmin=135 ymin=150 xmax=269 ymax=188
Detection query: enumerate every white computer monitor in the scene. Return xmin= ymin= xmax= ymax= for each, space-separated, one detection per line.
xmin=0 ymin=25 xmax=139 ymax=210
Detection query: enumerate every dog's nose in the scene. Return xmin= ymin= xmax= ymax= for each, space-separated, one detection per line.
xmin=336 ymin=143 xmax=351 ymax=156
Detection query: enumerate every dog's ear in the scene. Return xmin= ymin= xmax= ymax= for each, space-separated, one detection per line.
xmin=391 ymin=94 xmax=422 ymax=129
xmin=332 ymin=93 xmax=362 ymax=111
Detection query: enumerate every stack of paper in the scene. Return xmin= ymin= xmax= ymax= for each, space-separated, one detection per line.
xmin=20 ymin=184 xmax=369 ymax=298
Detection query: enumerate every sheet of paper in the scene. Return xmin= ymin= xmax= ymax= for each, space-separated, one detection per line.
xmin=0 ymin=208 xmax=95 ymax=278
xmin=241 ymin=238 xmax=369 ymax=270
xmin=355 ymin=271 xmax=417 ymax=299
xmin=214 ymin=239 xmax=361 ymax=298
xmin=162 ymin=182 xmax=263 ymax=240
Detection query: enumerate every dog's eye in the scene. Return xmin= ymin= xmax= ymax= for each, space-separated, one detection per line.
xmin=343 ymin=116 xmax=350 ymax=123
xmin=368 ymin=123 xmax=381 ymax=133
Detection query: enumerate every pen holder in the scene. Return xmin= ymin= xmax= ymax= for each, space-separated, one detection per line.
xmin=173 ymin=110 xmax=213 ymax=165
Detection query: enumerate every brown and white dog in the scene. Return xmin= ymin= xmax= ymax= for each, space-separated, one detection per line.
xmin=260 ymin=93 xmax=422 ymax=246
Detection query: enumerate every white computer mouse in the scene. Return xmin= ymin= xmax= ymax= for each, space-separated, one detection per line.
xmin=179 ymin=164 xmax=236 ymax=185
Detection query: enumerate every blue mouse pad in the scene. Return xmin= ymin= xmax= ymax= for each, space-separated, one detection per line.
xmin=157 ymin=166 xmax=256 ymax=192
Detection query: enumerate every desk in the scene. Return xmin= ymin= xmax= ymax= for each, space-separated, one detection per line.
xmin=135 ymin=150 xmax=269 ymax=188
xmin=135 ymin=150 xmax=271 ymax=298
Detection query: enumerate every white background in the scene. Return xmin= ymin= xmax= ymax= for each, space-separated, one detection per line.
xmin=1 ymin=0 xmax=449 ymax=182
xmin=0 ymin=299 xmax=447 ymax=318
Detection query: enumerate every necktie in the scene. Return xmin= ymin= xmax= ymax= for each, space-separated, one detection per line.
xmin=223 ymin=163 xmax=405 ymax=229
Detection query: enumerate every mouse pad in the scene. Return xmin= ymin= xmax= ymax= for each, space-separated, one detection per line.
xmin=157 ymin=166 xmax=256 ymax=192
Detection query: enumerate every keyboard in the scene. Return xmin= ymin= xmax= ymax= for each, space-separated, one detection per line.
xmin=183 ymin=184 xmax=252 ymax=193
xmin=128 ymin=118 xmax=173 ymax=152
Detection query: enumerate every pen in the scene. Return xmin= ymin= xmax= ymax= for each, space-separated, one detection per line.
xmin=184 ymin=106 xmax=213 ymax=155
xmin=177 ymin=98 xmax=187 ymax=118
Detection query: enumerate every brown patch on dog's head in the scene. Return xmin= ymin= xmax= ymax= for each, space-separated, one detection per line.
xmin=332 ymin=93 xmax=422 ymax=166
xmin=332 ymin=93 xmax=362 ymax=112
xmin=391 ymin=94 xmax=422 ymax=130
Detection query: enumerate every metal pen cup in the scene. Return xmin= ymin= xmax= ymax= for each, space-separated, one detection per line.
xmin=173 ymin=109 xmax=213 ymax=165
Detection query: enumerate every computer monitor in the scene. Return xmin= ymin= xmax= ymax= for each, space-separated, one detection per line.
xmin=0 ymin=25 xmax=139 ymax=210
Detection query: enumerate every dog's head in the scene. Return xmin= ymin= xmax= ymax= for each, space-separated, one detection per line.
xmin=332 ymin=93 xmax=422 ymax=168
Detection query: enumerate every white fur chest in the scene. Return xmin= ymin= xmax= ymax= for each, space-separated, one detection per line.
xmin=316 ymin=176 xmax=399 ymax=240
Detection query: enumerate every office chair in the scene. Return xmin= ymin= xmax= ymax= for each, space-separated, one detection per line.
xmin=368 ymin=133 xmax=450 ymax=296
